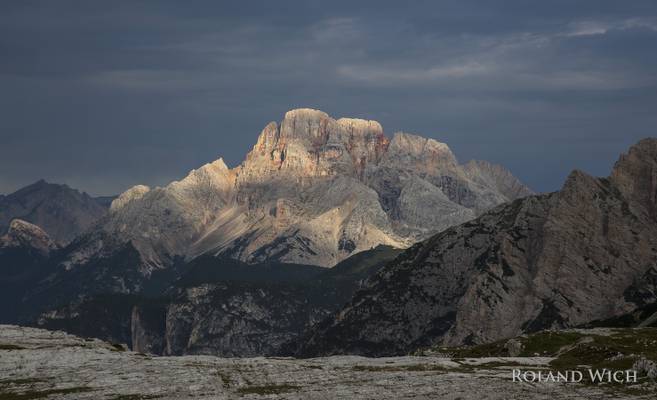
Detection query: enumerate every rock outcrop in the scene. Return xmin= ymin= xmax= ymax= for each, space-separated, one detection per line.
xmin=0 ymin=219 xmax=56 ymax=256
xmin=297 ymin=138 xmax=657 ymax=357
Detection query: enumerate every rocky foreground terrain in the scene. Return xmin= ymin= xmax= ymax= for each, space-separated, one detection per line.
xmin=2 ymin=325 xmax=655 ymax=400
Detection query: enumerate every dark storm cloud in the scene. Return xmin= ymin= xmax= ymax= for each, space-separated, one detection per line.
xmin=1 ymin=0 xmax=656 ymax=195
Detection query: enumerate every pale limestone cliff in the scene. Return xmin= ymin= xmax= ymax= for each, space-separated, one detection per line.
xmin=63 ymin=109 xmax=531 ymax=270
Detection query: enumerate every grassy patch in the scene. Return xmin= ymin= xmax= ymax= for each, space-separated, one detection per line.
xmin=537 ymin=328 xmax=657 ymax=396
xmin=473 ymin=361 xmax=523 ymax=368
xmin=519 ymin=331 xmax=584 ymax=356
xmin=442 ymin=331 xmax=585 ymax=358
xmin=236 ymin=384 xmax=300 ymax=395
xmin=110 ymin=343 xmax=127 ymax=352
xmin=438 ymin=340 xmax=508 ymax=358
xmin=433 ymin=330 xmax=595 ymax=358
xmin=352 ymin=364 xmax=448 ymax=373
xmin=0 ymin=386 xmax=93 ymax=400
xmin=549 ymin=328 xmax=657 ymax=371
xmin=216 ymin=371 xmax=231 ymax=389
xmin=0 ymin=344 xmax=25 ymax=351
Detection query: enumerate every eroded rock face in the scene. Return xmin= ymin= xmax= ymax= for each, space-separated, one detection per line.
xmin=63 ymin=108 xmax=529 ymax=275
xmin=297 ymin=138 xmax=657 ymax=357
xmin=128 ymin=246 xmax=402 ymax=357
xmin=157 ymin=283 xmax=331 ymax=356
xmin=239 ymin=109 xmax=389 ymax=182
xmin=101 ymin=159 xmax=237 ymax=269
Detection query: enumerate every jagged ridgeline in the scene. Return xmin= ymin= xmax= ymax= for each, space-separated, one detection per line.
xmin=5 ymin=111 xmax=657 ymax=360
xmin=3 ymin=111 xmax=656 ymax=361
xmin=296 ymin=139 xmax=657 ymax=357
xmin=0 ymin=108 xmax=547 ymax=356
xmin=73 ymin=108 xmax=531 ymax=272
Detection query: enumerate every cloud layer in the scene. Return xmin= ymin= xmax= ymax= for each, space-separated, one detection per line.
xmin=1 ymin=0 xmax=656 ymax=195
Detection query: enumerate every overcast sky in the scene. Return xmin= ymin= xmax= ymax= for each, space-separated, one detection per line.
xmin=1 ymin=1 xmax=656 ymax=196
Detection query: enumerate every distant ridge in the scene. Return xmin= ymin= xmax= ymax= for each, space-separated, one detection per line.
xmin=0 ymin=180 xmax=110 ymax=244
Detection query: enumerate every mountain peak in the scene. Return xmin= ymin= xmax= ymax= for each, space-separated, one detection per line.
xmin=390 ymin=132 xmax=451 ymax=152
xmin=110 ymin=185 xmax=151 ymax=212
xmin=284 ymin=108 xmax=330 ymax=121
xmin=611 ymin=137 xmax=657 ymax=217
xmin=0 ymin=181 xmax=109 ymax=244
xmin=464 ymin=159 xmax=534 ymax=199
xmin=182 ymin=158 xmax=230 ymax=181
xmin=14 ymin=179 xmax=62 ymax=196
xmin=382 ymin=132 xmax=458 ymax=176
xmin=241 ymin=109 xmax=389 ymax=182
xmin=336 ymin=118 xmax=384 ymax=136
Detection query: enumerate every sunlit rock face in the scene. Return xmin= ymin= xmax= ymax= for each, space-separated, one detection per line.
xmin=62 ymin=108 xmax=532 ymax=274
xmin=109 ymin=185 xmax=150 ymax=213
xmin=238 ymin=109 xmax=389 ymax=183
xmin=296 ymin=139 xmax=657 ymax=357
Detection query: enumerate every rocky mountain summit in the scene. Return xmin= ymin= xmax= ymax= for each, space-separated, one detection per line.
xmin=0 ymin=180 xmax=110 ymax=245
xmin=297 ymin=138 xmax=657 ymax=357
xmin=63 ymin=108 xmax=529 ymax=285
